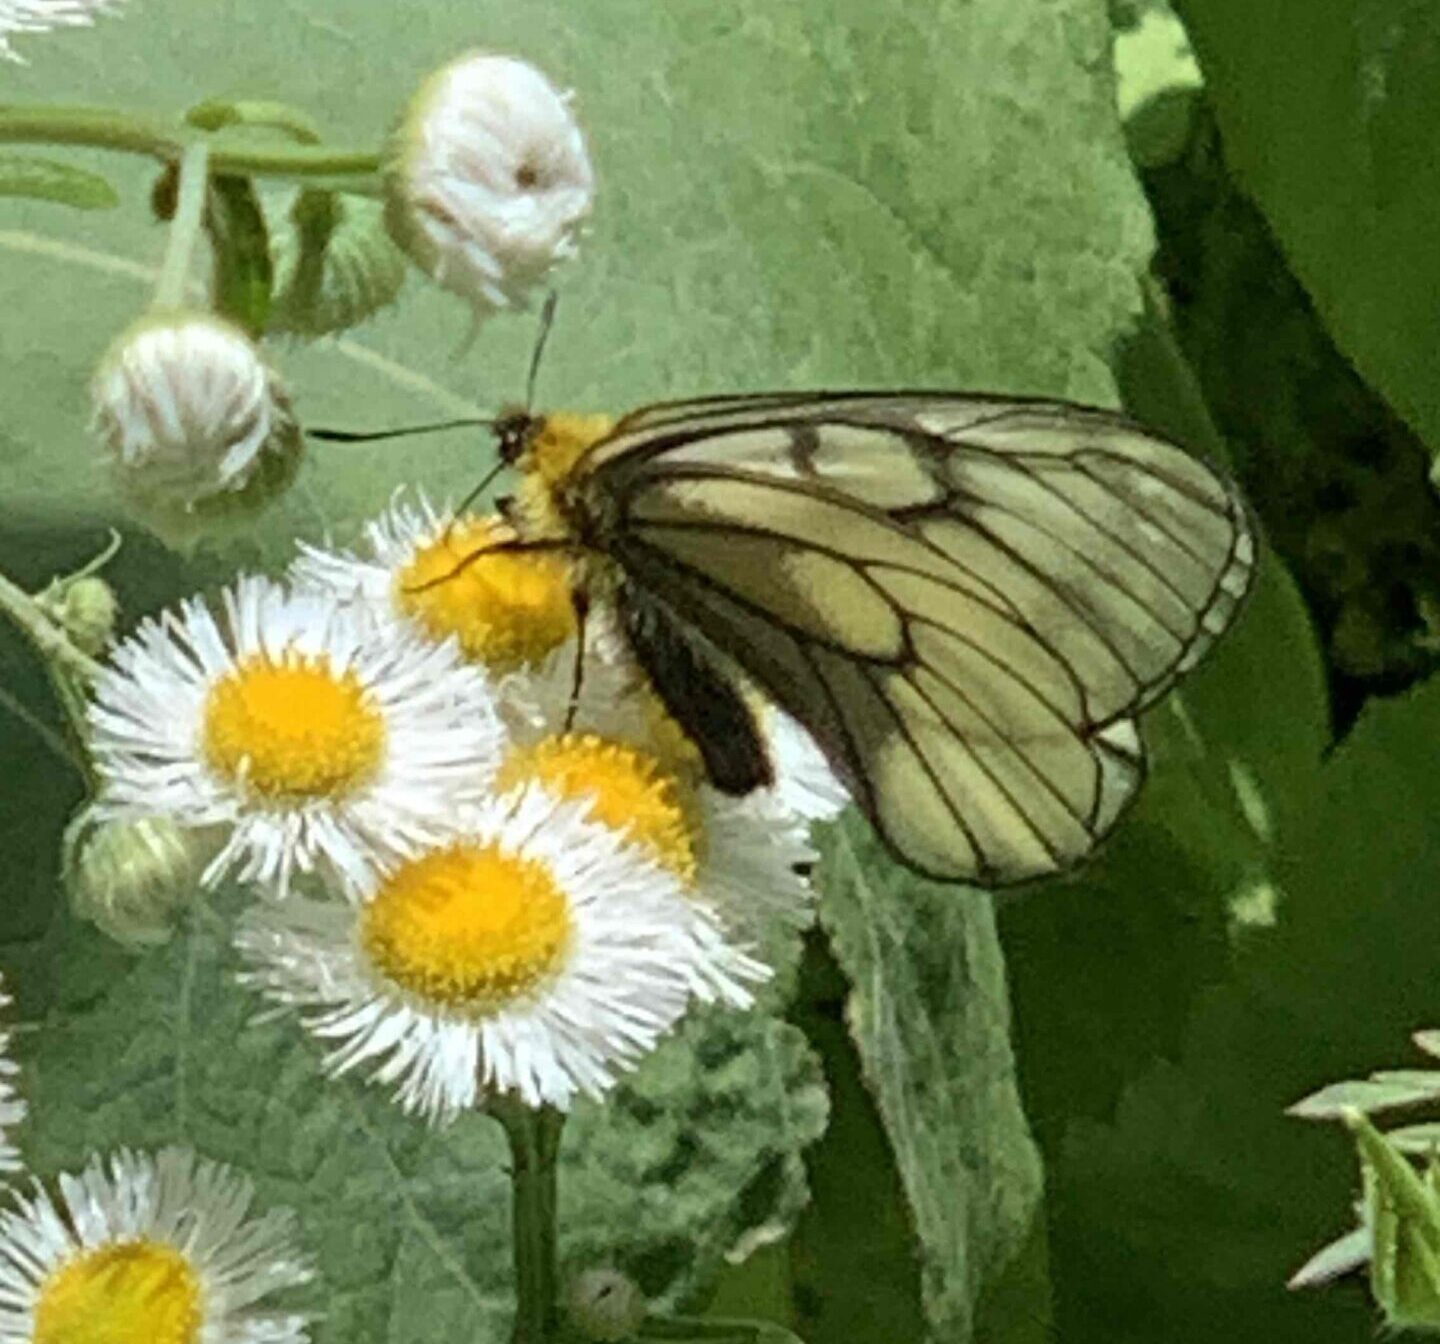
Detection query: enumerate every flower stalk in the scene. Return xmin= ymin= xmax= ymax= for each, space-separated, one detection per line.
xmin=0 ymin=104 xmax=381 ymax=180
xmin=152 ymin=140 xmax=209 ymax=310
xmin=491 ymin=1094 xmax=565 ymax=1344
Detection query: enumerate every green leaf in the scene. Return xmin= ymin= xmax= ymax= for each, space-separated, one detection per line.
xmin=0 ymin=154 xmax=118 ymax=210
xmin=561 ymin=1008 xmax=829 ymax=1311
xmin=205 ymin=174 xmax=273 ymax=337
xmin=1170 ymin=0 xmax=1440 ymax=453
xmin=9 ymin=906 xmax=825 ymax=1344
xmin=1290 ymin=1074 xmax=1440 ymax=1122
xmin=819 ymin=817 xmax=1050 ymax=1344
xmin=1350 ymin=1110 xmax=1440 ymax=1331
xmin=1042 ymin=675 xmax=1440 ymax=1344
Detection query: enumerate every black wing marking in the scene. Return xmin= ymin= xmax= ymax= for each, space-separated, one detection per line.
xmin=615 ymin=580 xmax=773 ymax=795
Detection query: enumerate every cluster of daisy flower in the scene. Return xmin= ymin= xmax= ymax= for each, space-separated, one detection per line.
xmin=0 ymin=35 xmax=847 ymax=1341
xmin=0 ymin=496 xmax=847 ymax=1344
xmin=82 ymin=491 xmax=846 ymax=1120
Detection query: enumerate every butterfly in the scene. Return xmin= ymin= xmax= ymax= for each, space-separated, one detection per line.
xmin=476 ymin=390 xmax=1256 ymax=887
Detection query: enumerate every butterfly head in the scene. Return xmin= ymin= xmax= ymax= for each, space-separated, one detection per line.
xmin=494 ymin=407 xmax=617 ymax=540
xmin=494 ymin=407 xmax=540 ymax=467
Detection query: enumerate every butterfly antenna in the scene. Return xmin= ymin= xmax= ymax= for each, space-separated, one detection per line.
xmin=308 ymin=417 xmax=494 ymax=444
xmin=526 ymin=290 xmax=559 ymax=413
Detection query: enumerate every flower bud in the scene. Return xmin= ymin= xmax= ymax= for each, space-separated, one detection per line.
xmin=385 ymin=51 xmax=595 ymax=312
xmin=39 ymin=575 xmax=118 ymax=656
xmin=564 ymin=1267 xmax=647 ymax=1343
xmin=64 ymin=808 xmax=211 ymax=947
xmin=90 ymin=311 xmax=304 ymax=548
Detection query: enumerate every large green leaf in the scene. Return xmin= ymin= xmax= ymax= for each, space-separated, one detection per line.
xmin=13 ymin=902 xmax=825 ymax=1344
xmin=1045 ymin=674 xmax=1440 ymax=1344
xmin=820 ymin=819 xmax=1051 ymax=1344
xmin=1 ymin=0 xmax=1176 ymax=1337
xmin=1171 ymin=0 xmax=1440 ymax=453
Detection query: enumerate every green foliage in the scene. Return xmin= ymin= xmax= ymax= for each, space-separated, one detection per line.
xmin=821 ymin=819 xmax=1050 ymax=1343
xmin=11 ymin=900 xmax=823 ymax=1343
xmin=1172 ymin=0 xmax=1440 ymax=456
xmin=1140 ymin=107 xmax=1440 ymax=718
xmin=1025 ymin=673 xmax=1440 ymax=1343
xmin=0 ymin=154 xmax=118 ymax=210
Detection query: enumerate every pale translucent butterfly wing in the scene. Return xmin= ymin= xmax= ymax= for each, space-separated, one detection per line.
xmin=587 ymin=394 xmax=1255 ymax=884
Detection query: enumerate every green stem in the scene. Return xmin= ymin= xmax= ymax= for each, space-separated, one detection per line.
xmin=491 ymin=1095 xmax=565 ymax=1344
xmin=153 ymin=140 xmax=209 ymax=310
xmin=639 ymin=1319 xmax=767 ymax=1341
xmin=0 ymin=570 xmax=104 ymax=684
xmin=0 ymin=104 xmax=381 ymax=180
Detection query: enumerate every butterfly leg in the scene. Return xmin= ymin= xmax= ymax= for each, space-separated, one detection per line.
xmin=564 ymin=588 xmax=589 ymax=732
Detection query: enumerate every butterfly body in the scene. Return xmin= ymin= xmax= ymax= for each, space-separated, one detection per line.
xmin=493 ymin=392 xmax=1255 ymax=886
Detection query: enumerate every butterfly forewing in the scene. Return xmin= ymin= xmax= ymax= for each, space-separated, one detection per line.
xmin=584 ymin=394 xmax=1254 ymax=884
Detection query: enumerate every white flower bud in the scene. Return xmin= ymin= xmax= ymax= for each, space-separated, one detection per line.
xmin=63 ymin=808 xmax=212 ymax=948
xmin=385 ymin=51 xmax=595 ymax=312
xmin=564 ymin=1267 xmax=647 ymax=1342
xmin=90 ymin=311 xmax=303 ymax=548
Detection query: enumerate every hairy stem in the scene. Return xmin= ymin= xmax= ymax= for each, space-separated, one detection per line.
xmin=153 ymin=140 xmax=209 ymax=310
xmin=491 ymin=1095 xmax=565 ymax=1344
xmin=0 ymin=570 xmax=104 ymax=685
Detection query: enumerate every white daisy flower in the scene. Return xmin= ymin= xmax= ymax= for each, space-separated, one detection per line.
xmin=762 ymin=706 xmax=851 ymax=824
xmin=384 ymin=51 xmax=595 ymax=312
xmin=0 ymin=979 xmax=25 ymax=1174
xmin=235 ymin=788 xmax=753 ymax=1118
xmin=91 ymin=312 xmax=303 ymax=549
xmin=0 ymin=1147 xmax=313 ymax=1344
xmin=1 ymin=0 xmax=121 ymax=62
xmin=292 ymin=492 xmax=578 ymax=675
xmin=87 ymin=576 xmax=504 ymax=896
xmin=501 ymin=648 xmax=818 ymax=948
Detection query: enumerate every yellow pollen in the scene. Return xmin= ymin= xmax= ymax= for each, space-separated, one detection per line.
xmin=497 ymin=734 xmax=701 ymax=884
xmin=35 ymin=1240 xmax=204 ymax=1344
xmin=202 ymin=651 xmax=385 ymax=800
xmin=362 ymin=841 xmax=573 ymax=1009
xmin=396 ymin=514 xmax=576 ymax=672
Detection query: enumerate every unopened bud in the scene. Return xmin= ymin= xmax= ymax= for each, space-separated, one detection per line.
xmin=385 ymin=51 xmax=595 ymax=312
xmin=90 ymin=311 xmax=304 ymax=549
xmin=564 ymin=1267 xmax=647 ymax=1342
xmin=64 ymin=808 xmax=211 ymax=947
xmin=41 ymin=575 xmax=119 ymax=656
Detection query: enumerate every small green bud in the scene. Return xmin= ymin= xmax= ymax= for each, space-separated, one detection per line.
xmin=564 ymin=1267 xmax=647 ymax=1343
xmin=90 ymin=310 xmax=304 ymax=550
xmin=269 ymin=189 xmax=408 ymax=337
xmin=63 ymin=807 xmax=212 ymax=948
xmin=43 ymin=576 xmax=119 ymax=656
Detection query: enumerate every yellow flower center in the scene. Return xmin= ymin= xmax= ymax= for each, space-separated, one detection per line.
xmin=396 ymin=515 xmax=576 ymax=672
xmin=35 ymin=1240 xmax=203 ymax=1344
xmin=202 ymin=652 xmax=385 ymax=800
xmin=497 ymin=734 xmax=701 ymax=884
xmin=361 ymin=841 xmax=573 ymax=1009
